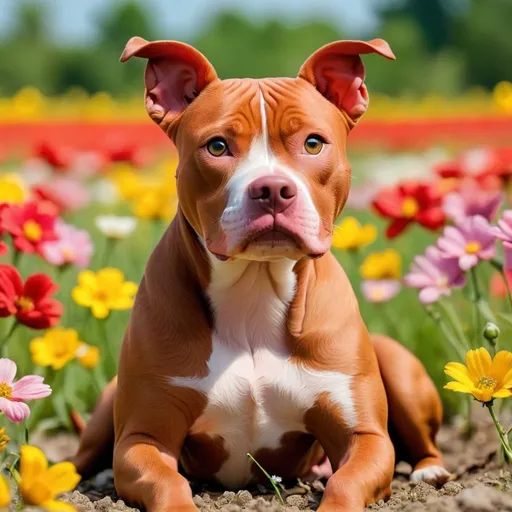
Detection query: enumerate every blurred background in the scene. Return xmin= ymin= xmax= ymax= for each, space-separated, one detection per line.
xmin=1 ymin=0 xmax=512 ymax=154
xmin=1 ymin=0 xmax=512 ymax=427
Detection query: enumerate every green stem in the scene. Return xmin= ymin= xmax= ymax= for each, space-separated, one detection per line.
xmin=247 ymin=453 xmax=285 ymax=505
xmin=0 ymin=321 xmax=18 ymax=357
xmin=437 ymin=299 xmax=470 ymax=351
xmin=487 ymin=403 xmax=512 ymax=462
xmin=470 ymin=268 xmax=483 ymax=348
xmin=424 ymin=305 xmax=466 ymax=360
xmin=11 ymin=250 xmax=21 ymax=268
xmin=101 ymin=238 xmax=116 ymax=268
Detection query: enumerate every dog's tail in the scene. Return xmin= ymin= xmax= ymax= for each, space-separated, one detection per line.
xmin=71 ymin=377 xmax=117 ymax=478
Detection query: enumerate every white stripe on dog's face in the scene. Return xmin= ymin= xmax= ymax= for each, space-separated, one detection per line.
xmin=220 ymin=90 xmax=321 ymax=259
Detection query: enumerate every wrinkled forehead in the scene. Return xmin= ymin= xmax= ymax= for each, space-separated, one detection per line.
xmin=177 ymin=77 xmax=349 ymax=145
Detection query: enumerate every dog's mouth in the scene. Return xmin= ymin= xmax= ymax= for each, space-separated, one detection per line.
xmin=241 ymin=225 xmax=300 ymax=252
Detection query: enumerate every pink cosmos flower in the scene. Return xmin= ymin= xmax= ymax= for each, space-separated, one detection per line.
xmin=41 ymin=220 xmax=93 ymax=268
xmin=443 ymin=182 xmax=503 ymax=223
xmin=0 ymin=358 xmax=51 ymax=422
xmin=404 ymin=245 xmax=466 ymax=304
xmin=490 ymin=210 xmax=512 ymax=270
xmin=32 ymin=178 xmax=90 ymax=215
xmin=361 ymin=279 xmax=401 ymax=303
xmin=437 ymin=215 xmax=496 ymax=271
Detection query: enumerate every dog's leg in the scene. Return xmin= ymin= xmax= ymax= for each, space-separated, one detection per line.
xmin=72 ymin=377 xmax=116 ymax=478
xmin=114 ymin=378 xmax=205 ymax=512
xmin=308 ymin=370 xmax=395 ymax=511
xmin=372 ymin=334 xmax=452 ymax=486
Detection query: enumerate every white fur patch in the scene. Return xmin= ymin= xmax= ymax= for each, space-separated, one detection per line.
xmin=410 ymin=465 xmax=451 ymax=484
xmin=170 ymin=260 xmax=356 ymax=488
xmin=220 ymin=90 xmax=320 ymax=255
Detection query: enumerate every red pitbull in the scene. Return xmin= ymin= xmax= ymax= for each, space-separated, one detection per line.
xmin=73 ymin=37 xmax=451 ymax=511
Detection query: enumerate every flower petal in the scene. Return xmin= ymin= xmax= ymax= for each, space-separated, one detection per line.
xmin=0 ymin=358 xmax=17 ymax=385
xmin=20 ymin=445 xmax=48 ymax=484
xmin=490 ymin=351 xmax=512 ymax=386
xmin=493 ymin=389 xmax=512 ymax=399
xmin=0 ymin=398 xmax=30 ymax=422
xmin=443 ymin=381 xmax=473 ymax=394
xmin=465 ymin=348 xmax=492 ymax=382
xmin=444 ymin=362 xmax=474 ymax=387
xmin=12 ymin=375 xmax=52 ymax=401
xmin=418 ymin=286 xmax=443 ymax=304
xmin=46 ymin=462 xmax=81 ymax=495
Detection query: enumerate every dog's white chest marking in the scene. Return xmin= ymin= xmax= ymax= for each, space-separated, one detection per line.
xmin=170 ymin=259 xmax=356 ymax=488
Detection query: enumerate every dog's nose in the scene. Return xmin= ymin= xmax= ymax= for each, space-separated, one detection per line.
xmin=248 ymin=175 xmax=297 ymax=213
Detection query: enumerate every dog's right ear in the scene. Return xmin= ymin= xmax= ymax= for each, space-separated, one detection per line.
xmin=121 ymin=37 xmax=218 ymax=129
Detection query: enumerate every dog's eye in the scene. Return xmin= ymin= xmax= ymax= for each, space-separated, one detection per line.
xmin=207 ymin=138 xmax=228 ymax=157
xmin=304 ymin=135 xmax=325 ymax=155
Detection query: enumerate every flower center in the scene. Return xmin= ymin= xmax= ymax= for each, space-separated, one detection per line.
xmin=61 ymin=247 xmax=75 ymax=261
xmin=94 ymin=290 xmax=109 ymax=302
xmin=435 ymin=275 xmax=449 ymax=289
xmin=0 ymin=383 xmax=12 ymax=400
xmin=466 ymin=241 xmax=482 ymax=254
xmin=401 ymin=197 xmax=419 ymax=218
xmin=476 ymin=376 xmax=497 ymax=390
xmin=22 ymin=220 xmax=43 ymax=242
xmin=15 ymin=296 xmax=34 ymax=312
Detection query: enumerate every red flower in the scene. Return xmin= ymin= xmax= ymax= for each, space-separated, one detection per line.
xmin=33 ymin=142 xmax=73 ymax=171
xmin=0 ymin=204 xmax=8 ymax=256
xmin=372 ymin=181 xmax=446 ymax=238
xmin=0 ymin=265 xmax=63 ymax=329
xmin=1 ymin=202 xmax=57 ymax=254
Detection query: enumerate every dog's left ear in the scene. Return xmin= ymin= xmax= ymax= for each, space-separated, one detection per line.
xmin=121 ymin=36 xmax=218 ymax=129
xmin=298 ymin=39 xmax=395 ymax=126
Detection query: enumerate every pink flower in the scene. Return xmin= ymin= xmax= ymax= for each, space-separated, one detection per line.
xmin=0 ymin=358 xmax=51 ymax=422
xmin=443 ymin=182 xmax=503 ymax=223
xmin=361 ymin=279 xmax=401 ymax=303
xmin=404 ymin=246 xmax=466 ymax=304
xmin=437 ymin=215 xmax=496 ymax=271
xmin=32 ymin=178 xmax=90 ymax=215
xmin=490 ymin=210 xmax=512 ymax=270
xmin=41 ymin=220 xmax=93 ymax=268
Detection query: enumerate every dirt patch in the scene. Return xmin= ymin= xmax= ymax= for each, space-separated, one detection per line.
xmin=35 ymin=407 xmax=512 ymax=511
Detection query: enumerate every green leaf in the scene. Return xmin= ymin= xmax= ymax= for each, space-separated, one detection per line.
xmin=498 ymin=313 xmax=512 ymax=327
xmin=52 ymin=393 xmax=72 ymax=430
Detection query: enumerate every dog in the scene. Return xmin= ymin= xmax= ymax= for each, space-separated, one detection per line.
xmin=72 ymin=36 xmax=451 ymax=511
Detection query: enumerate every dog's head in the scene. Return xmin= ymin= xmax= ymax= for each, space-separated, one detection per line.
xmin=121 ymin=37 xmax=395 ymax=261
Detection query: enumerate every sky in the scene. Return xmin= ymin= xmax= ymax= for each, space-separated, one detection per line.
xmin=0 ymin=0 xmax=383 ymax=44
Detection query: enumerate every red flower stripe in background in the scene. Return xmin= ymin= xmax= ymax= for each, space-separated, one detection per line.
xmin=0 ymin=204 xmax=8 ymax=256
xmin=0 ymin=265 xmax=63 ymax=329
xmin=0 ymin=202 xmax=57 ymax=254
xmin=372 ymin=181 xmax=446 ymax=238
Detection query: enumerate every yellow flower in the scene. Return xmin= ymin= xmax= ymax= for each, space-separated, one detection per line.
xmin=132 ymin=183 xmax=177 ymax=221
xmin=30 ymin=329 xmax=82 ymax=370
xmin=19 ymin=445 xmax=80 ymax=511
xmin=0 ymin=476 xmax=10 ymax=509
xmin=72 ymin=268 xmax=138 ymax=319
xmin=360 ymin=249 xmax=401 ymax=280
xmin=332 ymin=217 xmax=377 ymax=251
xmin=444 ymin=348 xmax=512 ymax=403
xmin=76 ymin=343 xmax=100 ymax=369
xmin=0 ymin=427 xmax=10 ymax=452
xmin=0 ymin=173 xmax=26 ymax=204
xmin=109 ymin=164 xmax=141 ymax=200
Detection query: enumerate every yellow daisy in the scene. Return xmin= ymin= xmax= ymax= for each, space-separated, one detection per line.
xmin=444 ymin=347 xmax=512 ymax=403
xmin=332 ymin=217 xmax=377 ymax=251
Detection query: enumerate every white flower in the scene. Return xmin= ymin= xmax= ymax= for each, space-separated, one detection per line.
xmin=271 ymin=475 xmax=282 ymax=484
xmin=95 ymin=215 xmax=137 ymax=239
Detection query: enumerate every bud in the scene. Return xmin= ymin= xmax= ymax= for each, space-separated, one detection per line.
xmin=483 ymin=322 xmax=500 ymax=343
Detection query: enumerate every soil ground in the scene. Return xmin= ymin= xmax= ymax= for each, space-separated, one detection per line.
xmin=29 ymin=407 xmax=512 ymax=511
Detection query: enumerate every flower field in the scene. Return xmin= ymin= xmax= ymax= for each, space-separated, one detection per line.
xmin=2 ymin=89 xmax=512 ymax=508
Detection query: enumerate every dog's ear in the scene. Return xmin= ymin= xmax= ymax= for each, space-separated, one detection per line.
xmin=298 ymin=39 xmax=395 ymax=126
xmin=121 ymin=37 xmax=218 ymax=128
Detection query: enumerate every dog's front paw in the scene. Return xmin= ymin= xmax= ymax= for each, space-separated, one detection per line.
xmin=410 ymin=465 xmax=453 ymax=487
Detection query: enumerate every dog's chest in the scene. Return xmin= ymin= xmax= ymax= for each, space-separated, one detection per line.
xmin=171 ymin=260 xmax=355 ymax=487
